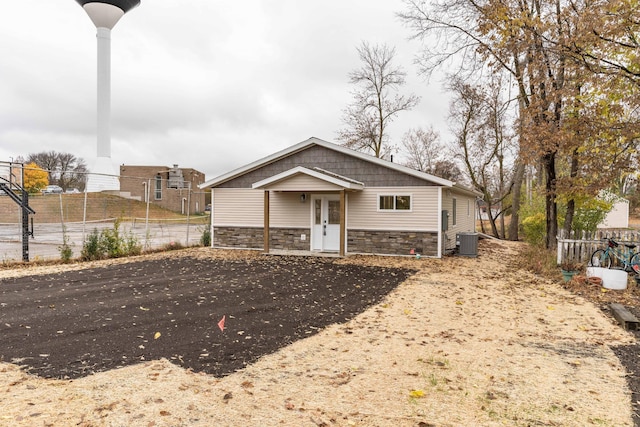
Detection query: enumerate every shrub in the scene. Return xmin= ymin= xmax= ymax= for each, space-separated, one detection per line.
xmin=124 ymin=233 xmax=142 ymax=256
xmin=200 ymin=227 xmax=211 ymax=247
xmin=521 ymin=213 xmax=546 ymax=246
xmin=59 ymin=228 xmax=73 ymax=263
xmin=81 ymin=228 xmax=102 ymax=261
xmin=571 ymin=198 xmax=612 ymax=233
xmin=81 ymin=220 xmax=142 ymax=261
xmin=100 ymin=222 xmax=123 ymax=258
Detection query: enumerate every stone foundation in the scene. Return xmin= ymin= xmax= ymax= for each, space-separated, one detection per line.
xmin=347 ymin=229 xmax=438 ymax=256
xmin=214 ymin=226 xmax=263 ymax=249
xmin=214 ymin=227 xmax=311 ymax=251
xmin=269 ymin=228 xmax=311 ymax=251
xmin=214 ymin=226 xmax=438 ymax=256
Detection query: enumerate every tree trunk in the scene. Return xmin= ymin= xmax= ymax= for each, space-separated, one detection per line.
xmin=544 ymin=152 xmax=558 ymax=249
xmin=488 ymin=209 xmax=500 ymax=238
xmin=563 ymin=146 xmax=580 ymax=234
xmin=508 ymin=160 xmax=525 ymax=241
xmin=477 ymin=199 xmax=487 ymax=235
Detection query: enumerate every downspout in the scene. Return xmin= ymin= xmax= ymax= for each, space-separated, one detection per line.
xmin=438 ymin=187 xmax=445 ymax=258
xmin=210 ymin=190 xmax=215 ymax=248
xmin=339 ymin=189 xmax=346 ymax=257
xmin=185 ymin=181 xmax=191 ymax=246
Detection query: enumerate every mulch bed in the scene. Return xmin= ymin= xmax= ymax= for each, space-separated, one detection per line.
xmin=0 ymin=256 xmax=413 ymax=379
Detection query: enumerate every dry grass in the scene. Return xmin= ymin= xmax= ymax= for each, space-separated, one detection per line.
xmin=0 ymin=240 xmax=635 ymax=426
xmin=0 ymin=193 xmax=199 ymax=224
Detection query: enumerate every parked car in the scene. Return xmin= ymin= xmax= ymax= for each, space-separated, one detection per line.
xmin=42 ymin=185 xmax=63 ymax=194
xmin=66 ymin=188 xmax=81 ymax=194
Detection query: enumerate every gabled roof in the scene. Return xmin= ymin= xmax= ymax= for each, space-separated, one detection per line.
xmin=200 ymin=137 xmax=479 ymax=196
xmin=252 ymin=166 xmax=365 ymax=190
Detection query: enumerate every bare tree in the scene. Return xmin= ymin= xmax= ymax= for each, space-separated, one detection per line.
xmin=448 ymin=76 xmax=516 ymax=238
xmin=27 ymin=151 xmax=87 ymax=191
xmin=57 ymin=153 xmax=88 ymax=191
xmin=401 ymin=126 xmax=465 ymax=181
xmin=431 ymin=159 xmax=465 ymax=183
xmin=337 ymin=41 xmax=420 ymax=158
xmin=27 ymin=151 xmax=59 ymax=184
xmin=401 ymin=126 xmax=442 ymax=172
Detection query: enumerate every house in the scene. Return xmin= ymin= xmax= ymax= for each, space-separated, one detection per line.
xmin=199 ymin=137 xmax=480 ymax=257
xmin=119 ymin=164 xmax=207 ymax=214
xmin=476 ymin=200 xmax=502 ymax=221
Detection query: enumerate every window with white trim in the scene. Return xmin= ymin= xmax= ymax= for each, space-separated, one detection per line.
xmin=378 ymin=195 xmax=411 ymax=211
xmin=154 ymin=175 xmax=162 ymax=200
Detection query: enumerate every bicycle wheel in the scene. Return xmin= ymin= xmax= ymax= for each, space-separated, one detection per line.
xmin=590 ymin=249 xmax=611 ymax=268
xmin=630 ymin=253 xmax=640 ymax=274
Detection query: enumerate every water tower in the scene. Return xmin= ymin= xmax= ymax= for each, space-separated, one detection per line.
xmin=75 ymin=1 xmax=141 ymax=192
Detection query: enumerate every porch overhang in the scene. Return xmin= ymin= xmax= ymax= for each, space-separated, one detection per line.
xmin=252 ymin=166 xmax=364 ymax=191
xmin=254 ymin=167 xmax=357 ymax=257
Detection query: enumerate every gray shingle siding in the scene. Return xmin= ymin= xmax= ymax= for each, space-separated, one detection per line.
xmin=216 ymin=145 xmax=433 ymax=188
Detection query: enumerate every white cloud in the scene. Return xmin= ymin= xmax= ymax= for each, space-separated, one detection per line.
xmin=0 ymin=0 xmax=451 ymax=179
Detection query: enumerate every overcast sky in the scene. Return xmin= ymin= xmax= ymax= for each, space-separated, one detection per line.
xmin=0 ymin=1 xmax=450 ymax=180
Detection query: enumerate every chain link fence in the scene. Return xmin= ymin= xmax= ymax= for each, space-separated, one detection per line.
xmin=0 ymin=162 xmax=210 ymax=262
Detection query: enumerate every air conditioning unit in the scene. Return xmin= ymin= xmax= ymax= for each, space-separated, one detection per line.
xmin=456 ymin=232 xmax=478 ymax=257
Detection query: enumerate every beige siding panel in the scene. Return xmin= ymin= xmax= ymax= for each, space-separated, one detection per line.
xmin=265 ymin=174 xmax=343 ymax=192
xmin=213 ymin=188 xmax=264 ymax=227
xmin=348 ymin=187 xmax=439 ymax=231
xmin=270 ymin=192 xmax=311 ymax=228
xmin=442 ymin=191 xmax=477 ymax=250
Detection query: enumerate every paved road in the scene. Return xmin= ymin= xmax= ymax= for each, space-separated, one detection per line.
xmin=0 ymin=221 xmax=207 ymax=262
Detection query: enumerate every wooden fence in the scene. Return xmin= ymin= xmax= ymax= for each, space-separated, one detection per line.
xmin=556 ymin=229 xmax=640 ymax=265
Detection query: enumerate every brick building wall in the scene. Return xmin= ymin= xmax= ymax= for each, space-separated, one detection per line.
xmin=120 ymin=165 xmax=207 ymax=214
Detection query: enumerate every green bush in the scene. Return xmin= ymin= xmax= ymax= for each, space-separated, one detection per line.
xmin=100 ymin=222 xmax=123 ymax=258
xmin=58 ymin=229 xmax=73 ymax=263
xmin=124 ymin=233 xmax=142 ymax=256
xmin=200 ymin=227 xmax=211 ymax=247
xmin=81 ymin=220 xmax=142 ymax=261
xmin=81 ymin=229 xmax=102 ymax=261
xmin=522 ymin=213 xmax=546 ymax=245
xmin=572 ymin=198 xmax=612 ymax=233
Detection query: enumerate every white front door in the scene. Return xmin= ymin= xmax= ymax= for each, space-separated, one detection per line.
xmin=311 ymin=195 xmax=340 ymax=252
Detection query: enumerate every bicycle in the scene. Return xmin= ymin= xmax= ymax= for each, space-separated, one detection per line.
xmin=589 ymin=238 xmax=640 ymax=273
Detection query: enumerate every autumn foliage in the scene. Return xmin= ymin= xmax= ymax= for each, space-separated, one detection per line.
xmin=23 ymin=162 xmax=48 ymax=194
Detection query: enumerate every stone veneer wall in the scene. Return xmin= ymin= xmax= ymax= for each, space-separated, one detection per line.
xmin=213 ymin=226 xmax=311 ymax=251
xmin=347 ymin=230 xmax=438 ymax=256
xmin=214 ymin=227 xmax=263 ymax=249
xmin=215 ymin=226 xmax=438 ymax=256
xmin=269 ymin=228 xmax=311 ymax=251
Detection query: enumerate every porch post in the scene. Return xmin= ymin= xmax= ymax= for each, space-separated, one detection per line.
xmin=340 ymin=189 xmax=346 ymax=257
xmin=263 ymin=190 xmax=270 ymax=253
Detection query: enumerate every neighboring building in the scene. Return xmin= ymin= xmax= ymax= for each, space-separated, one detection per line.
xmin=120 ymin=165 xmax=206 ymax=214
xmin=598 ymin=194 xmax=629 ymax=229
xmin=199 ymin=137 xmax=480 ymax=257
xmin=476 ymin=200 xmax=501 ymax=221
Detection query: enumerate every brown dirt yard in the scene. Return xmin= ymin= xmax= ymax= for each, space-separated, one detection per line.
xmin=0 ymin=239 xmax=638 ymax=427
